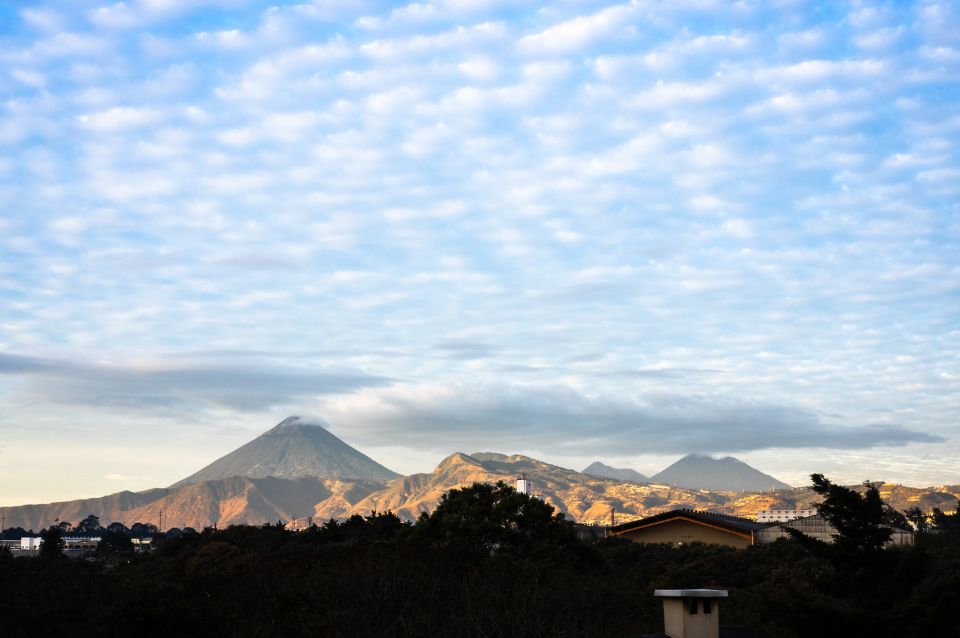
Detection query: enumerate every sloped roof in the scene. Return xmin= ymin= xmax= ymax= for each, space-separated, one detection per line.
xmin=762 ymin=513 xmax=914 ymax=534
xmin=610 ymin=509 xmax=769 ymax=537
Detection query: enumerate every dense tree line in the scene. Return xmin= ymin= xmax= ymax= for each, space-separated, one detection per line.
xmin=1 ymin=478 xmax=958 ymax=637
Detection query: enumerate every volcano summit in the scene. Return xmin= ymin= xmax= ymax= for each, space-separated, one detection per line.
xmin=171 ymin=416 xmax=399 ymax=487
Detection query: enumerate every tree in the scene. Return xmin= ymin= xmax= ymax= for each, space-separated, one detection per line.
xmin=0 ymin=526 xmax=32 ymax=540
xmin=904 ymin=506 xmax=929 ymax=533
xmin=39 ymin=526 xmax=65 ymax=559
xmin=130 ymin=522 xmax=158 ymax=538
xmin=412 ymin=481 xmax=577 ymax=555
xmin=790 ymin=474 xmax=892 ymax=555
xmin=76 ymin=514 xmax=103 ymax=536
xmin=881 ymin=504 xmax=909 ymax=530
xmin=96 ymin=529 xmax=134 ymax=557
xmin=931 ymin=500 xmax=960 ymax=533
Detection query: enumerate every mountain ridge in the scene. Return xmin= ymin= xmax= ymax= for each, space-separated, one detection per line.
xmin=582 ymin=461 xmax=649 ymax=483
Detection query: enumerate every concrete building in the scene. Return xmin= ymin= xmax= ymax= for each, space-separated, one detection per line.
xmin=515 ymin=475 xmax=532 ymax=496
xmin=754 ymin=514 xmax=914 ymax=546
xmin=608 ymin=510 xmax=769 ymax=549
xmin=640 ymin=589 xmax=763 ymax=638
xmin=656 ymin=589 xmax=727 ymax=638
xmin=20 ymin=537 xmax=41 ymax=550
xmin=755 ymin=507 xmax=817 ymax=523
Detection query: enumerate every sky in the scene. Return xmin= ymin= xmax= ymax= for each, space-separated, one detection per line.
xmin=1 ymin=0 xmax=958 ymax=506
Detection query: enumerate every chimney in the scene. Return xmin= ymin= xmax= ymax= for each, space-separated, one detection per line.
xmin=654 ymin=589 xmax=727 ymax=638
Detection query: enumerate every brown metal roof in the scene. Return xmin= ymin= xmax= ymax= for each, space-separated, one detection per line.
xmin=610 ymin=509 xmax=769 ymax=537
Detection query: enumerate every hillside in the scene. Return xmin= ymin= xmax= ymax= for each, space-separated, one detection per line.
xmin=327 ymin=454 xmax=960 ymax=525
xmin=0 ymin=476 xmax=384 ymax=531
xmin=172 ymin=416 xmax=399 ymax=487
xmin=3 ymin=468 xmax=957 ymax=530
xmin=0 ymin=488 xmax=167 ymax=532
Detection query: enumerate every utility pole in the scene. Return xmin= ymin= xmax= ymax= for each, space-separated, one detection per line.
xmin=159 ymin=488 xmax=168 ymax=532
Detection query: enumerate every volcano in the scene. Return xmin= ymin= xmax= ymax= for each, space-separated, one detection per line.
xmin=171 ymin=416 xmax=399 ymax=487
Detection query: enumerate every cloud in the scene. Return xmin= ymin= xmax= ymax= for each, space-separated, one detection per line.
xmin=0 ymin=352 xmax=394 ymax=412
xmin=76 ymin=106 xmax=165 ymax=132
xmin=360 ymin=22 xmax=507 ymax=60
xmin=325 ymin=384 xmax=944 ymax=455
xmin=518 ymin=4 xmax=635 ymax=55
xmin=432 ymin=340 xmax=502 ymax=360
xmin=88 ymin=0 xmax=253 ymax=30
xmin=0 ymin=0 xmax=958 ymax=499
xmin=20 ymin=8 xmax=66 ymax=33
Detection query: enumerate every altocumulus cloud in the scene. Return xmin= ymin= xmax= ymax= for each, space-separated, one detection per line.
xmin=0 ymin=0 xmax=957 ymax=497
xmin=324 ymin=384 xmax=944 ymax=455
xmin=0 ymin=352 xmax=393 ymax=412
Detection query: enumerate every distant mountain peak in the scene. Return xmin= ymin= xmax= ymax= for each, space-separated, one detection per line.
xmin=171 ymin=417 xmax=399 ymax=487
xmin=582 ymin=461 xmax=648 ymax=483
xmin=273 ymin=415 xmax=326 ymax=428
xmin=650 ymin=453 xmax=791 ymax=491
xmin=436 ymin=452 xmax=481 ymax=471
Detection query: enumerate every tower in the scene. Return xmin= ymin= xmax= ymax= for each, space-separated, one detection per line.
xmin=516 ymin=474 xmax=532 ymax=495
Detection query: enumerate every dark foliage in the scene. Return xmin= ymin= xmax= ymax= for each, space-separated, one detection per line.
xmin=930 ymin=501 xmax=960 ymax=533
xmin=96 ymin=529 xmax=134 ymax=557
xmin=0 ymin=527 xmax=34 ymax=540
xmin=786 ymin=473 xmax=893 ymax=560
xmin=0 ymin=479 xmax=958 ymax=637
xmin=76 ymin=514 xmax=104 ymax=536
xmin=905 ymin=505 xmax=929 ymax=533
xmin=38 ymin=526 xmax=64 ymax=560
xmin=410 ymin=481 xmax=579 ymax=556
xmin=130 ymin=522 xmax=159 ymax=538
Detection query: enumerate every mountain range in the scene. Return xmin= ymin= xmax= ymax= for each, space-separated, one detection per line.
xmin=1 ymin=417 xmax=957 ymax=531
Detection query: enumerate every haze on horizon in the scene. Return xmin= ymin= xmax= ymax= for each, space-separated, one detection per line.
xmin=1 ymin=0 xmax=957 ymax=506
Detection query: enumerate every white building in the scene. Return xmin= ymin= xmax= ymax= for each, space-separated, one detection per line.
xmin=516 ymin=475 xmax=532 ymax=496
xmin=756 ymin=507 xmax=817 ymax=523
xmin=20 ymin=537 xmax=42 ymax=550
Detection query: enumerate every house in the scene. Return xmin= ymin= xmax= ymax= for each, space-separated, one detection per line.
xmin=608 ymin=509 xmax=769 ymax=548
xmin=754 ymin=514 xmax=914 ymax=546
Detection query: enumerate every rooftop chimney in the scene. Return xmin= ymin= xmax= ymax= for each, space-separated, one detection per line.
xmin=654 ymin=589 xmax=727 ymax=638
